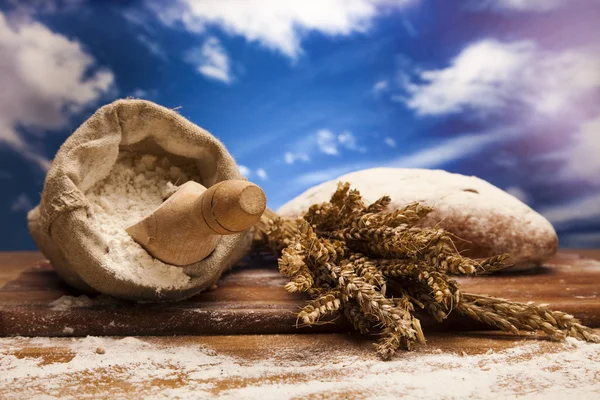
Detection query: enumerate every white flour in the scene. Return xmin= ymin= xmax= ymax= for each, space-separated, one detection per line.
xmin=49 ymin=295 xmax=121 ymax=310
xmin=1 ymin=335 xmax=599 ymax=399
xmin=49 ymin=295 xmax=94 ymax=310
xmin=85 ymin=152 xmax=199 ymax=292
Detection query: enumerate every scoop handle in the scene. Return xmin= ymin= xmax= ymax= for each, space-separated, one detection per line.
xmin=126 ymin=180 xmax=266 ymax=266
xmin=197 ymin=180 xmax=267 ymax=235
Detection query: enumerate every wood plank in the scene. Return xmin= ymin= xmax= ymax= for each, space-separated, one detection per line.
xmin=560 ymin=249 xmax=600 ymax=261
xmin=0 ymin=252 xmax=47 ymax=287
xmin=0 ymin=252 xmax=599 ymax=336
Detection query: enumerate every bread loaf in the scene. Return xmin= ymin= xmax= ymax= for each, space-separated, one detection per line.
xmin=279 ymin=168 xmax=558 ymax=268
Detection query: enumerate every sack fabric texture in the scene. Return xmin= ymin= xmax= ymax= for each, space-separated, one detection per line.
xmin=27 ymin=99 xmax=252 ymax=301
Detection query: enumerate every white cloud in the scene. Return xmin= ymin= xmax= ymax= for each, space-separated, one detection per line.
xmin=129 ymin=88 xmax=159 ymax=100
xmin=294 ymin=163 xmax=367 ymax=187
xmin=541 ymin=192 xmax=600 ymax=226
xmin=561 ymin=115 xmax=600 ymax=183
xmin=388 ymin=129 xmax=509 ymax=168
xmin=122 ymin=8 xmax=150 ymax=27
xmin=237 ymin=165 xmax=271 ymax=180
xmin=401 ymin=17 xmax=417 ymax=37
xmin=238 ymin=165 xmax=251 ymax=177
xmin=151 ymin=0 xmax=416 ymax=59
xmin=284 ymin=151 xmax=310 ymax=165
xmin=293 ymin=128 xmax=513 ymax=187
xmin=475 ymin=0 xmax=564 ymax=12
xmin=185 ymin=36 xmax=233 ymax=83
xmin=403 ymin=39 xmax=600 ymax=117
xmin=130 ymin=88 xmax=148 ymax=98
xmin=256 ymin=168 xmax=268 ymax=181
xmin=5 ymin=0 xmax=85 ymax=17
xmin=338 ymin=131 xmax=367 ymax=153
xmin=317 ymin=129 xmax=340 ymax=155
xmin=384 ymin=137 xmax=396 ymax=148
xmin=0 ymin=12 xmax=114 ymax=170
xmin=372 ymin=79 xmax=389 ymax=94
xmin=311 ymin=129 xmax=366 ymax=156
xmin=136 ymin=33 xmax=168 ymax=61
xmin=10 ymin=193 xmax=33 ymax=212
xmin=505 ymin=186 xmax=530 ymax=204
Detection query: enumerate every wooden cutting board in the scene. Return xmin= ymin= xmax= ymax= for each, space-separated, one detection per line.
xmin=1 ymin=252 xmax=599 ymax=337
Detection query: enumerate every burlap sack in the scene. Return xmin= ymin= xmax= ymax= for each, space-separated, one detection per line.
xmin=28 ymin=99 xmax=252 ymax=301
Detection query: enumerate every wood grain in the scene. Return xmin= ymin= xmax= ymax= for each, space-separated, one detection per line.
xmin=1 ymin=251 xmax=599 ymax=337
xmin=1 ymin=251 xmax=600 ymax=399
xmin=560 ymin=248 xmax=600 ymax=261
xmin=0 ymin=252 xmax=47 ymax=287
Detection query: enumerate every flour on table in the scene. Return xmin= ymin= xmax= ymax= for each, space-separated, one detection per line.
xmin=49 ymin=295 xmax=121 ymax=310
xmin=85 ymin=152 xmax=201 ymax=293
xmin=50 ymin=295 xmax=94 ymax=310
xmin=1 ymin=336 xmax=600 ymax=399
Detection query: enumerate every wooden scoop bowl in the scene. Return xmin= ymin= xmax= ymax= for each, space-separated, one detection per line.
xmin=126 ymin=180 xmax=267 ymax=266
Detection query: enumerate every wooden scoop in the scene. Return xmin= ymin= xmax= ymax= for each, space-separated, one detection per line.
xmin=126 ymin=180 xmax=267 ymax=266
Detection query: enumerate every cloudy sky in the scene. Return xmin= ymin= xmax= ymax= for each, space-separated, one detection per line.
xmin=0 ymin=0 xmax=599 ymax=250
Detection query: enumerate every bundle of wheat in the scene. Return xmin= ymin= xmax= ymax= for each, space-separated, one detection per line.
xmin=255 ymin=182 xmax=598 ymax=359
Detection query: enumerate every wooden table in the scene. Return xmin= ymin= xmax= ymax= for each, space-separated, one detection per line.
xmin=1 ymin=251 xmax=599 ymax=399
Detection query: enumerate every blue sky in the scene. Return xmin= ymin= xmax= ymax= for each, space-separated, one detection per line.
xmin=1 ymin=0 xmax=599 ymax=250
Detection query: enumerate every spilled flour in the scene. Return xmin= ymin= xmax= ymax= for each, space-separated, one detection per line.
xmin=49 ymin=295 xmax=121 ymax=310
xmin=85 ymin=152 xmax=201 ymax=292
xmin=49 ymin=295 xmax=95 ymax=311
xmin=1 ymin=335 xmax=600 ymax=399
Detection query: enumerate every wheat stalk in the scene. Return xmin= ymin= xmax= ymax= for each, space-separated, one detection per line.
xmin=255 ymin=182 xmax=599 ymax=359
